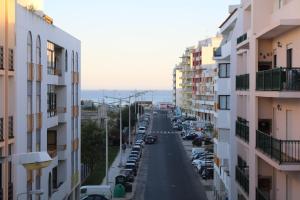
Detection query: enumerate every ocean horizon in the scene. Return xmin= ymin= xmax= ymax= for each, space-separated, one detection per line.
xmin=81 ymin=89 xmax=173 ymax=104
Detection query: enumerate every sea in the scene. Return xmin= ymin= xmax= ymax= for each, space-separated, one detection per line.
xmin=81 ymin=90 xmax=173 ymax=105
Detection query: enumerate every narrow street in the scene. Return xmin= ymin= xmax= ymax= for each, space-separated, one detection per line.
xmin=134 ymin=110 xmax=208 ymax=200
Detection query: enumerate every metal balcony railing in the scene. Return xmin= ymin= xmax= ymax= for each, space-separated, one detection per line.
xmin=235 ymin=166 xmax=249 ymax=194
xmin=256 ymin=67 xmax=300 ymax=91
xmin=0 ymin=118 xmax=3 ymax=141
xmin=236 ymin=74 xmax=249 ymax=90
xmin=256 ymin=188 xmax=270 ymax=200
xmin=237 ymin=33 xmax=248 ymax=45
xmin=236 ymin=118 xmax=249 ymax=143
xmin=256 ymin=130 xmax=300 ymax=164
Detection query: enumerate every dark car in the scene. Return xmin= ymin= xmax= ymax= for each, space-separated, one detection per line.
xmin=201 ymin=167 xmax=214 ymax=180
xmin=132 ymin=145 xmax=142 ymax=152
xmin=131 ymin=151 xmax=141 ymax=158
xmin=119 ymin=169 xmax=135 ymax=182
xmin=145 ymin=136 xmax=155 ymax=144
xmin=126 ymin=160 xmax=139 ymax=168
xmin=183 ymin=133 xmax=198 ymax=140
xmin=81 ymin=194 xmax=108 ymax=200
xmin=125 ymin=163 xmax=138 ymax=176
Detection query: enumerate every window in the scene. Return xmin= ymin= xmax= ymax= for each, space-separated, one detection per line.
xmin=36 ymin=130 xmax=41 ymax=151
xmin=36 ymin=36 xmax=41 ymax=65
xmin=0 ymin=46 xmax=3 ymax=69
xmin=76 ymin=52 xmax=79 ymax=72
xmin=27 ymin=81 xmax=32 ymax=114
xmin=65 ymin=50 xmax=68 ymax=72
xmin=219 ymin=95 xmax=230 ymax=110
xmin=47 ymin=85 xmax=57 ymax=117
xmin=47 ymin=42 xmax=55 ymax=75
xmin=273 ymin=50 xmax=277 ymax=68
xmin=72 ymin=51 xmax=75 ymax=72
xmin=27 ymin=32 xmax=32 ymax=63
xmin=36 ymin=82 xmax=41 ymax=113
xmin=27 ymin=133 xmax=32 ymax=152
xmin=218 ymin=63 xmax=230 ymax=78
xmin=287 ymin=47 xmax=293 ymax=68
xmin=8 ymin=49 xmax=13 ymax=71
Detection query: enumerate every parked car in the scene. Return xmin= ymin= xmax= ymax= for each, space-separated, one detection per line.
xmin=128 ymin=155 xmax=139 ymax=162
xmin=201 ymin=167 xmax=214 ymax=180
xmin=137 ymin=126 xmax=146 ymax=134
xmin=132 ymin=145 xmax=142 ymax=152
xmin=115 ymin=175 xmax=132 ymax=192
xmin=80 ymin=185 xmax=112 ymax=200
xmin=196 ymin=161 xmax=213 ymax=173
xmin=125 ymin=163 xmax=138 ymax=176
xmin=119 ymin=169 xmax=135 ymax=182
xmin=145 ymin=136 xmax=155 ymax=144
xmin=81 ymin=194 xmax=109 ymax=200
xmin=131 ymin=150 xmax=141 ymax=158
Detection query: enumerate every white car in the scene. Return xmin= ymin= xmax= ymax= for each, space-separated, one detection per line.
xmin=138 ymin=126 xmax=146 ymax=134
xmin=196 ymin=160 xmax=213 ymax=171
xmin=80 ymin=185 xmax=112 ymax=200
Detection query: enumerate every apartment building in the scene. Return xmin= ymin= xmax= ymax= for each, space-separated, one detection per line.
xmin=0 ymin=0 xmax=81 ymax=199
xmin=172 ymin=65 xmax=183 ymax=107
xmin=192 ymin=37 xmax=221 ymax=127
xmin=234 ymin=0 xmax=300 ymax=199
xmin=178 ymin=47 xmax=195 ymax=115
xmin=213 ymin=5 xmax=240 ymax=200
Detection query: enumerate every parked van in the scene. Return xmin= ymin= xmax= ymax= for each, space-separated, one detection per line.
xmin=80 ymin=185 xmax=112 ymax=200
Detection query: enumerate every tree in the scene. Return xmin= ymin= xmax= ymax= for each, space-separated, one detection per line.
xmin=81 ymin=120 xmax=105 ymax=171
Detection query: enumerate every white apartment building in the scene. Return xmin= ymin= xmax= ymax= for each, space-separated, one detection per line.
xmin=178 ymin=47 xmax=195 ymax=115
xmin=0 ymin=0 xmax=81 ymax=199
xmin=213 ymin=5 xmax=240 ymax=200
xmin=234 ymin=0 xmax=300 ymax=200
xmin=172 ymin=65 xmax=183 ymax=107
xmin=192 ymin=37 xmax=221 ymax=127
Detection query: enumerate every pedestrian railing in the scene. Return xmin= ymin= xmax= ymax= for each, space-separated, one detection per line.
xmin=235 ymin=166 xmax=249 ymax=194
xmin=236 ymin=118 xmax=249 ymax=143
xmin=256 ymin=67 xmax=300 ymax=91
xmin=236 ymin=74 xmax=249 ymax=90
xmin=256 ymin=130 xmax=300 ymax=164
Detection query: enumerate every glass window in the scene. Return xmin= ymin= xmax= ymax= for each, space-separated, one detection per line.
xmin=76 ymin=52 xmax=79 ymax=72
xmin=27 ymin=133 xmax=32 ymax=152
xmin=219 ymin=95 xmax=230 ymax=110
xmin=65 ymin=50 xmax=68 ymax=72
xmin=47 ymin=42 xmax=55 ymax=75
xmin=218 ymin=63 xmax=230 ymax=78
xmin=287 ymin=48 xmax=292 ymax=68
xmin=36 ymin=36 xmax=41 ymax=64
xmin=36 ymin=130 xmax=41 ymax=151
xmin=27 ymin=32 xmax=32 ymax=63
xmin=72 ymin=51 xmax=75 ymax=72
xmin=47 ymin=85 xmax=57 ymax=117
xmin=36 ymin=82 xmax=41 ymax=113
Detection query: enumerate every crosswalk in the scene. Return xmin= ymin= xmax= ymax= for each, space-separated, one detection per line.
xmin=150 ymin=131 xmax=180 ymax=134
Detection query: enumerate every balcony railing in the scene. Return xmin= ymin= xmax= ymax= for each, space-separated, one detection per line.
xmin=237 ymin=33 xmax=248 ymax=45
xmin=256 ymin=188 xmax=270 ymax=200
xmin=236 ymin=74 xmax=249 ymax=90
xmin=236 ymin=118 xmax=249 ymax=143
xmin=256 ymin=130 xmax=300 ymax=163
xmin=235 ymin=166 xmax=249 ymax=194
xmin=256 ymin=67 xmax=300 ymax=91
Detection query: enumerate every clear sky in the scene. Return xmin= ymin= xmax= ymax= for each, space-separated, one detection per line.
xmin=44 ymin=0 xmax=239 ymax=90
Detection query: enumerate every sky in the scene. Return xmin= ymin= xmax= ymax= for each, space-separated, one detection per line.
xmin=44 ymin=0 xmax=239 ymax=90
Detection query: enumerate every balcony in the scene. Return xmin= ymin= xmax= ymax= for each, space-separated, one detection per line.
xmin=27 ymin=63 xmax=34 ymax=81
xmin=256 ymin=130 xmax=300 ymax=164
xmin=36 ymin=64 xmax=42 ymax=81
xmin=36 ymin=112 xmax=42 ymax=129
xmin=256 ymin=67 xmax=300 ymax=91
xmin=27 ymin=114 xmax=34 ymax=133
xmin=236 ymin=118 xmax=249 ymax=143
xmin=235 ymin=166 xmax=249 ymax=194
xmin=236 ymin=74 xmax=249 ymax=91
xmin=256 ymin=188 xmax=270 ymax=200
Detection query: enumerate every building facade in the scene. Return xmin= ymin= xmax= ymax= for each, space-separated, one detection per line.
xmin=0 ymin=0 xmax=81 ymax=199
xmin=172 ymin=65 xmax=183 ymax=107
xmin=235 ymin=0 xmax=300 ymax=199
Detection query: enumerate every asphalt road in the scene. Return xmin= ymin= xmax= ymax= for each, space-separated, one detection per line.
xmin=136 ymin=110 xmax=208 ymax=200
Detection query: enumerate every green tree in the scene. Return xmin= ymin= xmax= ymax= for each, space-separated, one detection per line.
xmin=81 ymin=120 xmax=105 ymax=171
